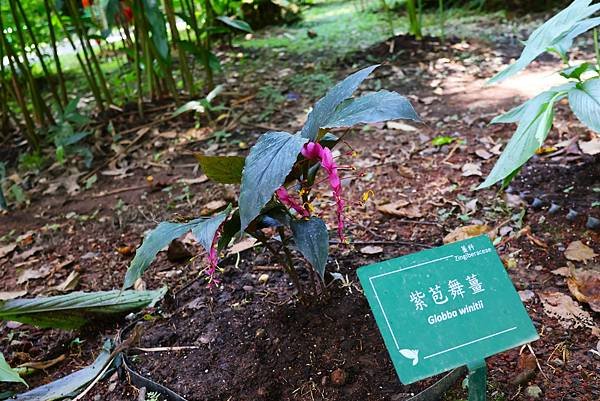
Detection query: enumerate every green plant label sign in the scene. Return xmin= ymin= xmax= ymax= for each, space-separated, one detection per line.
xmin=357 ymin=235 xmax=538 ymax=384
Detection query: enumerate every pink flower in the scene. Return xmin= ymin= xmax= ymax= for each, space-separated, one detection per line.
xmin=301 ymin=142 xmax=323 ymax=160
xmin=301 ymin=142 xmax=346 ymax=242
xmin=276 ymin=187 xmax=309 ymax=218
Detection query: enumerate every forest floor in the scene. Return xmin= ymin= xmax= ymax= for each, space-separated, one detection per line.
xmin=0 ymin=2 xmax=599 ymax=401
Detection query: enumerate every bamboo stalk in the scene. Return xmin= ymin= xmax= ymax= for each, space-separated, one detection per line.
xmin=164 ymin=0 xmax=194 ymax=95
xmin=16 ymin=0 xmax=64 ymax=112
xmin=44 ymin=0 xmax=68 ymax=105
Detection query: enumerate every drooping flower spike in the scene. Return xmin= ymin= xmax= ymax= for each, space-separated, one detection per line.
xmin=301 ymin=142 xmax=346 ymax=242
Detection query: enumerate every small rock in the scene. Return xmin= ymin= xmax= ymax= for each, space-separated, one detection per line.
xmin=330 ymin=368 xmax=347 ymax=386
xmin=548 ymin=203 xmax=561 ymax=214
xmin=243 ymin=285 xmax=254 ymax=292
xmin=586 ymin=216 xmax=600 ymax=231
xmin=526 ymin=385 xmax=543 ymax=398
xmin=530 ymin=198 xmax=543 ymax=209
xmin=566 ymin=209 xmax=578 ymax=221
xmin=360 ymin=245 xmax=383 ymax=255
xmin=258 ymin=274 xmax=269 ymax=284
xmin=518 ymin=290 xmax=535 ymax=302
xmin=255 ymin=328 xmax=265 ymax=338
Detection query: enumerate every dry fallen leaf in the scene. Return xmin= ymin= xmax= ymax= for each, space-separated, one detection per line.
xmin=0 ymin=243 xmax=16 ymax=259
xmin=16 ymin=264 xmax=52 ymax=284
xmin=179 ymin=176 xmax=209 ymax=185
xmin=228 ymin=237 xmax=258 ymax=255
xmin=48 ymin=271 xmax=80 ymax=293
xmin=386 ymin=121 xmax=418 ymax=132
xmin=377 ymin=201 xmax=423 ymax=218
xmin=18 ymin=354 xmax=65 ymax=371
xmin=475 ymin=148 xmax=493 ymax=160
xmin=13 ymin=246 xmax=44 ymax=262
xmin=443 ymin=225 xmax=493 ymax=244
xmin=579 ymin=138 xmax=600 ymax=155
xmin=566 ymin=268 xmax=600 ymax=312
xmin=461 ymin=163 xmax=482 ymax=177
xmin=200 ymin=199 xmax=228 ymax=216
xmin=539 ymin=291 xmax=597 ymax=333
xmin=0 ymin=290 xmax=27 ymax=301
xmin=360 ymin=245 xmax=384 ymax=255
xmin=564 ymin=241 xmax=597 ymax=262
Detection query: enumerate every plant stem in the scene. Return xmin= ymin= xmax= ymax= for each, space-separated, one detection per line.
xmin=252 ymin=229 xmax=308 ymax=304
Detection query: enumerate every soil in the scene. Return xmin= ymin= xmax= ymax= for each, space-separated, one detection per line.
xmin=1 ymin=15 xmax=599 ymax=401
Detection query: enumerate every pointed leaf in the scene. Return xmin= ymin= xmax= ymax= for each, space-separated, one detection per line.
xmin=239 ymin=132 xmax=307 ymax=231
xmin=549 ymin=17 xmax=600 ymax=57
xmin=195 ymin=155 xmax=246 ymax=184
xmin=191 ymin=206 xmax=231 ymax=252
xmin=124 ymin=210 xmax=231 ymax=288
xmin=488 ymin=0 xmax=600 ymax=84
xmin=568 ymin=78 xmax=600 ymax=133
xmin=216 ymin=16 xmax=252 ymax=32
xmin=560 ymin=62 xmax=596 ymax=80
xmin=0 ymin=353 xmax=26 ymax=386
xmin=141 ymin=0 xmax=170 ymax=62
xmin=0 ymin=289 xmax=166 ymax=329
xmin=301 ymin=65 xmax=379 ymax=140
xmin=14 ymin=340 xmax=112 ymax=401
xmin=322 ymin=90 xmax=420 ymax=128
xmin=479 ymin=93 xmax=561 ymax=188
xmin=290 ymin=217 xmax=329 ymax=278
xmin=491 ymin=83 xmax=574 ymax=124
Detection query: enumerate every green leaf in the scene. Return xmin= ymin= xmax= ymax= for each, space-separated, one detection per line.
xmin=141 ymin=0 xmax=170 ymax=62
xmin=217 ymin=210 xmax=241 ymax=251
xmin=491 ymin=83 xmax=575 ymax=124
xmin=431 ymin=136 xmax=455 ymax=146
xmin=191 ymin=206 xmax=231 ymax=252
xmin=178 ymin=40 xmax=221 ymax=71
xmin=560 ymin=62 xmax=596 ymax=80
xmin=301 ymin=65 xmax=379 ymax=140
xmin=322 ymin=90 xmax=420 ymax=128
xmin=123 ymin=211 xmax=230 ymax=288
xmin=0 ymin=353 xmax=26 ymax=386
xmin=13 ymin=340 xmax=112 ymax=401
xmin=239 ymin=132 xmax=308 ymax=231
xmin=479 ymin=93 xmax=561 ymax=188
xmin=549 ymin=17 xmax=600 ymax=58
xmin=216 ymin=16 xmax=252 ymax=32
xmin=568 ymin=78 xmax=600 ymax=132
xmin=290 ymin=217 xmax=329 ymax=279
xmin=196 ymin=155 xmax=246 ymax=184
xmin=488 ymin=0 xmax=600 ymax=84
xmin=0 ymin=289 xmax=166 ymax=329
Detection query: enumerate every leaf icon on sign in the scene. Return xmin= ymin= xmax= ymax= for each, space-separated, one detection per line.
xmin=399 ymin=349 xmax=419 ymax=366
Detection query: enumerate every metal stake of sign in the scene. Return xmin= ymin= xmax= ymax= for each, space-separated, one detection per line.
xmin=467 ymin=360 xmax=487 ymax=401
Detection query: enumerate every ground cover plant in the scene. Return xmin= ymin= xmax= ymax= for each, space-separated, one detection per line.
xmin=481 ymin=0 xmax=600 ymax=188
xmin=123 ymin=64 xmax=420 ymax=301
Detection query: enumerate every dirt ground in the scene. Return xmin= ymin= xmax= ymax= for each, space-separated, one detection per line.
xmin=1 ymin=16 xmax=599 ymax=401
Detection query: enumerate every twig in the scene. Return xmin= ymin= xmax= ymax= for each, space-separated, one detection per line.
xmin=133 ymin=346 xmax=201 ymax=352
xmin=91 ymin=184 xmax=149 ymax=198
xmin=330 ymin=240 xmax=432 ymax=248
